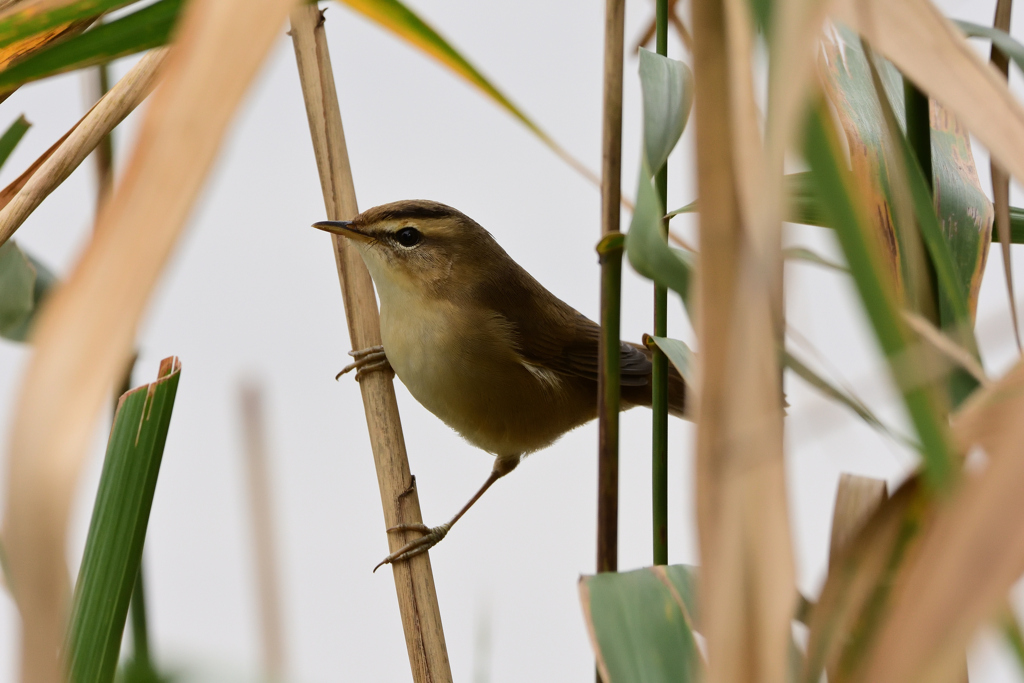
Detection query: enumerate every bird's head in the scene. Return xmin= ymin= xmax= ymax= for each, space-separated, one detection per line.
xmin=312 ymin=200 xmax=505 ymax=298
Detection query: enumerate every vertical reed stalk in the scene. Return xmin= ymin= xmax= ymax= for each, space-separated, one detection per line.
xmin=289 ymin=8 xmax=452 ymax=682
xmin=903 ymin=79 xmax=932 ymax=193
xmin=92 ymin=62 xmax=114 ymax=216
xmin=989 ymin=0 xmax=1020 ymax=351
xmin=651 ymin=0 xmax=669 ymax=567
xmin=128 ymin=571 xmax=151 ymax=671
xmin=240 ymin=383 xmax=285 ymax=683
xmin=597 ymin=0 xmax=626 ymax=577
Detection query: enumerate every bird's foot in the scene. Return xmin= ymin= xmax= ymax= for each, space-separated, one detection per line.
xmin=373 ymin=522 xmax=451 ymax=572
xmin=336 ymin=345 xmax=392 ymax=381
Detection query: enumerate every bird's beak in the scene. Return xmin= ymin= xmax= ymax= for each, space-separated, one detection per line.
xmin=311 ymin=220 xmax=370 ymax=242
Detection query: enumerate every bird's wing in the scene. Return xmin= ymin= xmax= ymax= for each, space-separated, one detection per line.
xmin=474 ymin=262 xmax=651 ymax=386
xmin=543 ymin=316 xmax=652 ymax=386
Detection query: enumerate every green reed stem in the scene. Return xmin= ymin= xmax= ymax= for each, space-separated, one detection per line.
xmin=652 ymin=0 xmax=669 ymax=567
xmin=597 ymin=0 xmax=626 ymax=576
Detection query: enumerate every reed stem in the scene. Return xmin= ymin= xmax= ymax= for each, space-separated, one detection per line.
xmin=597 ymin=0 xmax=626 ymax=577
xmin=903 ymin=79 xmax=932 ymax=193
xmin=289 ymin=8 xmax=452 ymax=682
xmin=651 ymin=0 xmax=669 ymax=567
xmin=93 ymin=62 xmax=114 ymax=215
xmin=129 ymin=570 xmax=151 ymax=669
xmin=240 ymin=383 xmax=285 ymax=682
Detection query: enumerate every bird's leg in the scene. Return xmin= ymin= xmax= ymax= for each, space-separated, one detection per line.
xmin=336 ymin=345 xmax=393 ymax=381
xmin=373 ymin=456 xmax=521 ymax=572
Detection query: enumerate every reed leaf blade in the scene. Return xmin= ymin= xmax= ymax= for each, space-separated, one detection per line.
xmin=580 ymin=565 xmax=703 ymax=683
xmin=803 ymin=101 xmax=955 ymax=491
xmin=0 ymin=0 xmax=140 ymax=50
xmin=0 ymin=0 xmax=182 ymax=91
xmin=0 ymin=114 xmax=30 ymax=170
xmin=66 ymin=357 xmax=180 ymax=683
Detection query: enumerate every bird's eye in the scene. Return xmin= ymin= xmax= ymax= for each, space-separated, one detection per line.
xmin=394 ymin=227 xmax=422 ymax=248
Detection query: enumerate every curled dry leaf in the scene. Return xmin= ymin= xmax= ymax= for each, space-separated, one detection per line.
xmin=828 ymin=474 xmax=887 ymax=567
xmin=800 ymin=478 xmax=930 ymax=683
xmin=857 ymin=358 xmax=1024 ymax=683
xmin=0 ymin=46 xmax=167 ymax=249
xmin=1 ymin=0 xmax=297 ymax=680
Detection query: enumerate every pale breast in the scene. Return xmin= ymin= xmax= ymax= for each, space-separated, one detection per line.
xmin=377 ymin=288 xmax=596 ymax=458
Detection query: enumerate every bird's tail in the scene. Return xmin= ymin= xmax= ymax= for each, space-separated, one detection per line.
xmin=620 ymin=342 xmax=687 ymax=418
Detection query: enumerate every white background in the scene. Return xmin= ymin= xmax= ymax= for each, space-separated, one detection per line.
xmin=0 ymin=0 xmax=1022 ymax=680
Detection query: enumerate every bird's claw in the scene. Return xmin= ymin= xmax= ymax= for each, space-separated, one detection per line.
xmin=336 ymin=345 xmax=392 ymax=381
xmin=373 ymin=522 xmax=451 ymax=572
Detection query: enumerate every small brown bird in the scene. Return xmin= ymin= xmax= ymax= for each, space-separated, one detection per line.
xmin=313 ymin=201 xmax=685 ymax=570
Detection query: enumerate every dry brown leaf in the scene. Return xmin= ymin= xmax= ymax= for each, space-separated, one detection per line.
xmin=823 ymin=473 xmax=888 ymax=683
xmin=0 ymin=19 xmax=90 ymax=72
xmin=950 ymin=360 xmax=1024 ymax=456
xmin=800 ymin=478 xmax=931 ymax=683
xmin=0 ymin=47 xmax=167 ymax=248
xmin=1 ymin=0 xmax=297 ymax=680
xmin=692 ymin=1 xmax=795 ymax=682
xmin=828 ymin=474 xmax=887 ymax=567
xmin=901 ymin=311 xmax=989 ymax=387
xmin=857 ymin=358 xmax=1024 ymax=683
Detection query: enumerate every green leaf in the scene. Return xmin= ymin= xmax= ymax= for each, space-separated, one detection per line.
xmin=822 ymin=27 xmax=991 ymax=324
xmin=854 ymin=41 xmax=981 ymax=408
xmin=670 ymin=172 xmax=833 ymax=228
xmin=627 ymin=157 xmax=694 ymax=304
xmin=66 ymin=357 xmax=181 ymax=683
xmin=626 ymin=51 xmax=695 ymax=307
xmin=650 ymin=336 xmax=695 ymax=386
xmin=803 ymin=101 xmax=955 ymax=492
xmin=1003 ymin=610 xmax=1024 ymax=678
xmin=954 ymin=20 xmax=1024 ymax=75
xmin=0 ymin=0 xmax=140 ymax=51
xmin=783 ymin=348 xmax=917 ymax=449
xmin=337 ymin=0 xmax=594 ymax=182
xmin=0 ymin=240 xmax=55 ymax=342
xmin=638 ymin=48 xmax=694 ymax=173
xmin=0 ymin=240 xmax=33 ymax=337
xmin=1001 ymin=207 xmax=1024 ymax=244
xmin=782 ymin=246 xmax=849 ymax=274
xmin=0 ymin=114 xmax=30 ymax=172
xmin=580 ymin=565 xmax=703 ymax=683
xmin=0 ymin=0 xmax=181 ymax=90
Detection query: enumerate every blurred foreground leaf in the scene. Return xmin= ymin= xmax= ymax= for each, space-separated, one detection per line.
xmin=580 ymin=565 xmax=702 ymax=683
xmin=803 ymin=101 xmax=954 ymax=491
xmin=0 ymin=240 xmax=56 ymax=341
xmin=0 ymin=0 xmax=181 ymax=91
xmin=782 ymin=245 xmax=848 ymax=273
xmin=0 ymin=114 xmax=30 ymax=169
xmin=954 ymin=20 xmax=1024 ymax=74
xmin=67 ymin=357 xmax=181 ymax=683
xmin=801 ymin=479 xmax=925 ymax=682
xmin=820 ymin=27 xmax=991 ymax=323
xmin=0 ymin=0 xmax=139 ymax=50
xmin=783 ymin=348 xmax=916 ymax=448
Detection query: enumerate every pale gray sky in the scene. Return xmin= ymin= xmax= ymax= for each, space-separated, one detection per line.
xmin=0 ymin=0 xmax=1022 ymax=681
